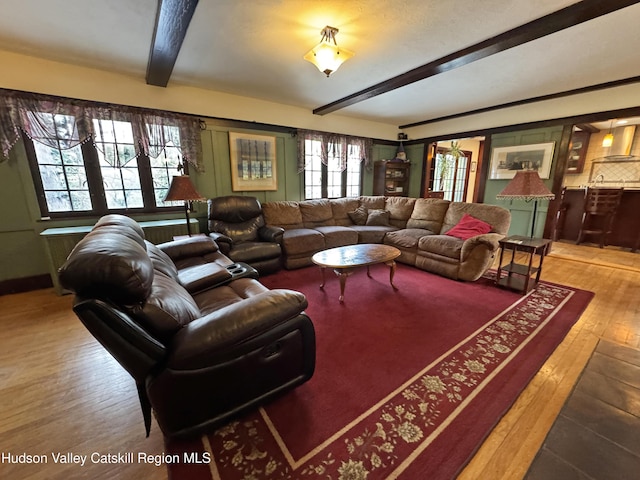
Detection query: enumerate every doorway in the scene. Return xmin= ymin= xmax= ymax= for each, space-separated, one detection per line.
xmin=422 ymin=137 xmax=485 ymax=202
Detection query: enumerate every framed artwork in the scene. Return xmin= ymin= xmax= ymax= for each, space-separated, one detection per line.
xmin=228 ymin=132 xmax=277 ymax=191
xmin=489 ymin=142 xmax=555 ymax=179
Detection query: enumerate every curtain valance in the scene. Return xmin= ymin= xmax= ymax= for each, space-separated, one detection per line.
xmin=297 ymin=129 xmax=373 ymax=173
xmin=0 ymin=89 xmax=203 ymax=171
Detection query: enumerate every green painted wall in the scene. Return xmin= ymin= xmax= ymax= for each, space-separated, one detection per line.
xmin=483 ymin=126 xmax=564 ymax=237
xmin=0 ymin=121 xmax=419 ymax=283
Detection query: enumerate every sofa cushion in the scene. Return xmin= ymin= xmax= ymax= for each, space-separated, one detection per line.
xmin=359 ymin=195 xmax=386 ymax=211
xmin=441 ymin=202 xmax=511 ymax=235
xmin=282 ymin=228 xmax=325 ymax=255
xmin=262 ymin=201 xmax=304 ymax=229
xmin=347 ymin=205 xmax=368 ymax=225
xmin=366 ymin=209 xmax=391 ymax=226
xmin=385 ymin=197 xmax=417 ymax=228
xmin=406 ymin=198 xmax=450 ymax=232
xmin=350 ymin=225 xmax=398 ymax=244
xmin=384 ymin=228 xmax=431 ymax=250
xmin=445 ymin=213 xmax=492 ymax=240
xmin=330 ymin=198 xmax=360 ymax=226
xmin=314 ymin=225 xmax=359 ymax=248
xmin=300 ymin=199 xmax=335 ymax=228
xmin=418 ymin=234 xmax=464 ymax=259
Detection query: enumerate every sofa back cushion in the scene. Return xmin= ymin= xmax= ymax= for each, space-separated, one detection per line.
xmin=299 ymin=199 xmax=336 ymax=228
xmin=385 ymin=197 xmax=416 ymax=228
xmin=406 ymin=198 xmax=451 ymax=232
xmin=59 ymin=229 xmax=154 ymax=304
xmin=359 ymin=196 xmax=386 ymax=211
xmin=330 ymin=197 xmax=360 ymax=226
xmin=262 ymin=201 xmax=304 ymax=230
xmin=146 ymin=241 xmax=179 ymax=280
xmin=441 ymin=202 xmax=511 ymax=235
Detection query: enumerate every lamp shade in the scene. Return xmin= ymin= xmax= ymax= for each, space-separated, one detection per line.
xmin=496 ymin=170 xmax=555 ymax=201
xmin=164 ymin=175 xmax=205 ymax=202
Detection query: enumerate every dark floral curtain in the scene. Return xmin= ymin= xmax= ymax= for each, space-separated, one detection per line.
xmin=297 ymin=129 xmax=373 ymax=173
xmin=0 ymin=89 xmax=203 ymax=171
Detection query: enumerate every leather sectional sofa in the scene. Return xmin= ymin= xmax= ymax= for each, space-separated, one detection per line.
xmin=58 ymin=214 xmax=315 ymax=439
xmin=262 ymin=196 xmax=511 ymax=281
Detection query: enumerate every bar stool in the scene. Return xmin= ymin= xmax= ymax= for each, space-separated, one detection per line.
xmin=576 ymin=187 xmax=624 ymax=248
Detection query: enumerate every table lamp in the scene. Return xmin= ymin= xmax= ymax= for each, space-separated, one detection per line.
xmin=496 ymin=170 xmax=555 ymax=238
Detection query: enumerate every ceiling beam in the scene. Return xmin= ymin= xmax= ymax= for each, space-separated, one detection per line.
xmin=146 ymin=0 xmax=199 ymax=87
xmin=313 ymin=0 xmax=640 ymax=116
xmin=399 ymin=75 xmax=640 ymax=129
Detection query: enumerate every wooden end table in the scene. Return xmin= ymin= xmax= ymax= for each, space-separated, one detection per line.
xmin=311 ymin=244 xmax=401 ymax=302
xmin=496 ymin=236 xmax=552 ymax=294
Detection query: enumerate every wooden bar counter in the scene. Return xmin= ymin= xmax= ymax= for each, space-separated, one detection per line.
xmin=554 ymin=188 xmax=640 ymax=249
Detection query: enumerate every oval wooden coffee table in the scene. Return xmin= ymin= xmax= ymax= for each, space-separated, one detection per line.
xmin=311 ymin=244 xmax=401 ymax=302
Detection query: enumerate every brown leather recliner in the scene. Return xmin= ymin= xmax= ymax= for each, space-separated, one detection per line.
xmin=208 ymin=195 xmax=284 ymax=275
xmin=58 ymin=214 xmax=315 ymax=439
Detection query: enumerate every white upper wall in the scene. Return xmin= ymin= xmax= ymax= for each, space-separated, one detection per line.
xmin=3 ymin=48 xmax=640 ymax=142
xmin=0 ymin=49 xmax=398 ymax=140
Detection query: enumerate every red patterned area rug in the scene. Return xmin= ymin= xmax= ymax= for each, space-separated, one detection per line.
xmin=166 ymin=264 xmax=593 ymax=480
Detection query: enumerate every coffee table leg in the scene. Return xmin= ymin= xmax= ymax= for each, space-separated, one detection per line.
xmin=318 ymin=267 xmax=326 ymax=289
xmin=387 ymin=260 xmax=398 ymax=290
xmin=333 ymin=268 xmax=354 ymax=302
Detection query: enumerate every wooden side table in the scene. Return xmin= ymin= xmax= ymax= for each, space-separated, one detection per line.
xmin=496 ymin=236 xmax=552 ymax=294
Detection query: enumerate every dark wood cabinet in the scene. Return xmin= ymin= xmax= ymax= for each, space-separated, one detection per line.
xmin=373 ymin=160 xmax=410 ymax=196
xmin=566 ymin=130 xmax=590 ymax=174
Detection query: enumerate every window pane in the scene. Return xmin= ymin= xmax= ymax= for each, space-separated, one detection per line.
xmin=70 ymin=191 xmax=92 ymax=211
xmin=125 ymin=190 xmax=144 ymax=208
xmin=101 ymin=163 xmax=124 ymax=189
xmin=34 ymin=143 xmax=62 ymax=165
xmin=39 ymin=165 xmax=66 ymax=189
xmin=65 ymin=166 xmax=87 ymax=189
xmin=45 ymin=191 xmax=72 ymax=212
xmin=105 ymin=190 xmax=126 ymax=209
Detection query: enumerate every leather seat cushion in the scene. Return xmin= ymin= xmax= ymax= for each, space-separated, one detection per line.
xmin=229 ymin=241 xmax=281 ymax=262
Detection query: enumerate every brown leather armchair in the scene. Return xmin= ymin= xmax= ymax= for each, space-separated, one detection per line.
xmin=208 ymin=196 xmax=284 ymax=275
xmin=58 ymin=214 xmax=315 ymax=439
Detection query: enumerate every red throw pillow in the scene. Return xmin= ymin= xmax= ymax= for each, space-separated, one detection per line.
xmin=445 ymin=213 xmax=492 ymax=240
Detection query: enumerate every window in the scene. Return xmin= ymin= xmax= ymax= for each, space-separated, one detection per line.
xmin=26 ymin=114 xmax=185 ymax=218
xmin=303 ymin=139 xmax=363 ymax=199
xmin=431 ymin=147 xmax=471 ymax=202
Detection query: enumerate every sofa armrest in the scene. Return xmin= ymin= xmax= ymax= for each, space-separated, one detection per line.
xmin=208 ymin=232 xmax=233 ymax=255
xmin=167 ymin=289 xmax=308 ymax=369
xmin=157 ymin=236 xmax=220 ymax=261
xmin=259 ymin=225 xmax=285 ymax=244
xmin=460 ymin=233 xmax=503 ymax=259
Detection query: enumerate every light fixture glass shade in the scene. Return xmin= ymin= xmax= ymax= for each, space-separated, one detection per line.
xmin=304 ymin=26 xmax=354 ymax=77
xmin=602 ymin=133 xmax=614 ymax=147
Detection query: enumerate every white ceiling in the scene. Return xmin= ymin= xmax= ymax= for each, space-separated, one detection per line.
xmin=1 ymin=0 xmax=640 ymax=130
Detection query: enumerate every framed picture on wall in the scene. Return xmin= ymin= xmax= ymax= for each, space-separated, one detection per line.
xmin=228 ymin=132 xmax=277 ymax=191
xmin=489 ymin=142 xmax=555 ymax=179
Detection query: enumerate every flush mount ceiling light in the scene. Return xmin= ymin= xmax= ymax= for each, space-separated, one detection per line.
xmin=303 ymin=26 xmax=354 ymax=77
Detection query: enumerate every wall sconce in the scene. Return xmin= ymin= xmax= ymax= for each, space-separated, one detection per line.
xmin=304 ymin=26 xmax=354 ymax=77
xmin=602 ymin=120 xmax=614 ymax=147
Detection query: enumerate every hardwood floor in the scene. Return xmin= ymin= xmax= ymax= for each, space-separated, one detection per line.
xmin=0 ymin=242 xmax=638 ymax=479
